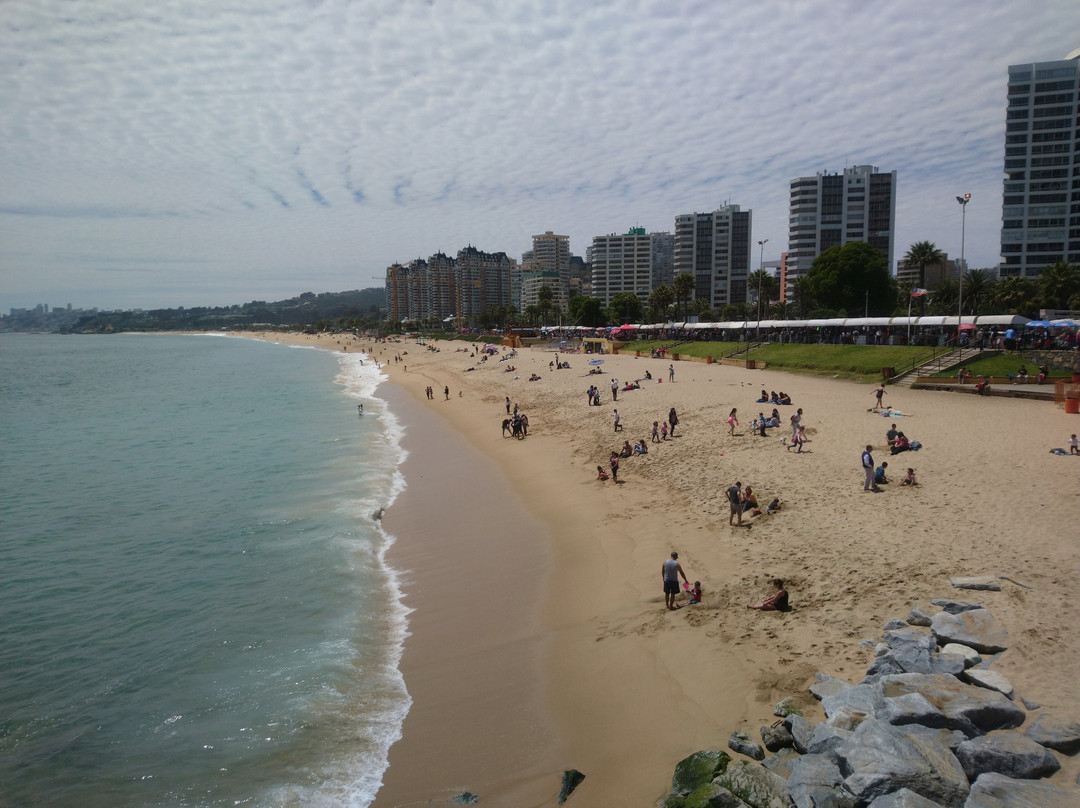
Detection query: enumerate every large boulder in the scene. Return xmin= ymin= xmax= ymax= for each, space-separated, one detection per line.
xmin=879 ymin=673 xmax=1025 ymax=735
xmin=806 ymin=724 xmax=853 ymax=761
xmin=786 ymin=754 xmax=854 ymax=808
xmin=784 ymin=714 xmax=815 ymax=754
xmin=954 ymin=733 xmax=1060 ymax=780
xmin=963 ymin=771 xmax=1075 ymax=808
xmin=761 ymin=724 xmax=795 ymax=752
xmin=961 ymin=670 xmax=1013 ymax=700
xmin=682 ymin=783 xmax=750 ymax=808
xmin=671 ymin=750 xmax=731 ymax=796
xmin=822 ymin=682 xmax=885 ymax=721
xmin=761 ymin=748 xmax=800 ymax=780
xmin=834 ymin=718 xmax=969 ymax=807
xmin=930 ymin=610 xmax=1008 ymax=655
xmin=866 ymin=629 xmax=966 ymax=679
xmin=810 ymin=673 xmax=853 ymax=702
xmin=712 ymin=760 xmax=791 ymax=808
xmin=866 ymin=788 xmax=947 ymax=807
xmin=1023 ymin=712 xmax=1080 ymax=755
xmin=906 ymin=603 xmax=936 ymax=627
xmin=940 ymin=643 xmax=981 ymax=669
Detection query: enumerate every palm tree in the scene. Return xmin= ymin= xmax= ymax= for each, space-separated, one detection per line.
xmin=789 ymin=277 xmax=814 ymax=319
xmin=1039 ymin=260 xmax=1080 ymax=310
xmin=672 ymin=273 xmax=695 ymax=320
xmin=903 ymin=241 xmax=945 ymax=315
xmin=747 ymin=269 xmax=779 ymax=322
xmin=961 ymin=269 xmax=995 ymax=316
xmin=648 ymin=284 xmax=674 ymax=323
xmin=992 ymin=276 xmax=1037 ymax=317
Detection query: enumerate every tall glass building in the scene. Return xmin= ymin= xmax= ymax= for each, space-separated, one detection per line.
xmin=1000 ymin=52 xmax=1080 ymax=277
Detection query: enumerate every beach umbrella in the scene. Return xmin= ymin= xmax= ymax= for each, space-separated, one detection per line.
xmin=1050 ymin=319 xmax=1077 ymax=328
xmin=1024 ymin=320 xmax=1052 ymax=328
xmin=958 ymin=323 xmax=976 ymax=331
xmin=589 ymin=358 xmax=604 ymax=365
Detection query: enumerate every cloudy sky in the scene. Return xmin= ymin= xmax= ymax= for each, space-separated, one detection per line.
xmin=1 ymin=1 xmax=1076 ymax=311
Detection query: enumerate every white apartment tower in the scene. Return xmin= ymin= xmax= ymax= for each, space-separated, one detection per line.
xmin=673 ymin=205 xmax=752 ymax=309
xmin=590 ymin=227 xmax=655 ymax=306
xmin=787 ymin=165 xmax=897 ymax=297
xmin=1000 ymin=52 xmax=1080 ymax=277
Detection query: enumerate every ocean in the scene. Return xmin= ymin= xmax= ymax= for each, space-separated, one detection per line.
xmin=0 ymin=333 xmax=410 ymax=808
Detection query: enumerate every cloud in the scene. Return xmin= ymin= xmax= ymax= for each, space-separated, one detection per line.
xmin=0 ymin=0 xmax=1076 ymax=308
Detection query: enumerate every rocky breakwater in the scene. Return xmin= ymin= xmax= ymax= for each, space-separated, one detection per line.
xmin=656 ymin=598 xmax=1079 ymax=808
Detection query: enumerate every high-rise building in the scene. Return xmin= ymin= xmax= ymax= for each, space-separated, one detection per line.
xmin=1000 ymin=52 xmax=1080 ymax=277
xmin=650 ymin=232 xmax=675 ymax=289
xmin=787 ymin=165 xmax=897 ymax=297
xmin=674 ymin=205 xmax=752 ymax=309
xmin=590 ymin=227 xmax=655 ymax=306
xmin=384 ymin=246 xmax=515 ymax=324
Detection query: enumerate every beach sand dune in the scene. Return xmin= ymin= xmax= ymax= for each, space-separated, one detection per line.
xmin=246 ymin=333 xmax=1080 ymax=805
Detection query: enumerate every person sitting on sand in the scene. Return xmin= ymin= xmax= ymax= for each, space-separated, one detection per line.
xmin=901 ymin=468 xmax=918 ymax=486
xmin=765 ymin=498 xmax=781 ymax=514
xmin=633 ymin=439 xmax=648 ymax=455
xmin=620 ymin=441 xmax=633 ymax=458
xmin=596 ymin=465 xmax=609 ymax=481
xmin=747 ymin=579 xmax=789 ymax=611
xmin=769 ymin=391 xmax=779 ymax=403
xmin=757 ymin=390 xmax=769 ymax=403
xmin=874 ymin=461 xmax=889 ymax=485
xmin=891 ymin=433 xmax=911 ymax=454
xmin=741 ymin=485 xmax=758 ymax=513
xmin=886 ymin=425 xmax=898 ymax=447
xmin=689 ymin=581 xmax=703 ymax=605
xmin=644 ymin=370 xmax=652 ymax=380
xmin=778 ymin=392 xmax=792 ymax=405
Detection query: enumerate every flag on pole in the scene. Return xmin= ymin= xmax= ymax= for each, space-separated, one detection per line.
xmin=910 ymin=287 xmax=929 ymax=297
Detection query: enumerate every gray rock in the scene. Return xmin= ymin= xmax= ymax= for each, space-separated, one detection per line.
xmin=682 ymin=783 xmax=749 ymax=808
xmin=954 ymin=733 xmax=1061 ymax=780
xmin=880 ymin=673 xmax=1025 ymax=735
xmin=964 ymin=771 xmax=1075 ymax=808
xmin=811 ymin=673 xmax=853 ymax=702
xmin=787 ymin=754 xmax=854 ymax=808
xmin=940 ymin=643 xmax=981 ymax=668
xmin=875 ymin=643 xmax=891 ymax=658
xmin=449 ymin=793 xmax=478 ymax=805
xmin=671 ymin=750 xmax=732 ymax=795
xmin=859 ymin=638 xmax=876 ymax=648
xmin=761 ymin=747 xmax=800 ymax=780
xmin=728 ymin=730 xmax=765 ymax=761
xmin=834 ymin=718 xmax=969 ymax=807
xmin=807 ymin=723 xmax=853 ymax=761
xmin=949 ymin=576 xmax=1001 ymax=591
xmin=827 ymin=707 xmax=869 ymax=731
xmin=879 ymin=692 xmax=951 ymax=730
xmin=785 ymin=714 xmax=815 ymax=754
xmin=884 ymin=628 xmax=934 ymax=651
xmin=907 ymin=603 xmax=936 ymax=627
xmin=962 ymin=670 xmax=1014 ymax=700
xmin=821 ymin=682 xmax=885 ymax=721
xmin=712 ymin=760 xmax=790 ymax=808
xmin=1019 ymin=696 xmax=1040 ymax=711
xmin=930 ymin=609 xmax=1008 ymax=654
xmin=773 ymin=697 xmax=796 ymax=718
xmin=867 ymin=642 xmax=967 ymax=680
xmin=760 ymin=724 xmax=795 ymax=752
xmin=884 ymin=618 xmax=908 ymax=630
xmin=930 ymin=599 xmax=983 ymax=614
xmin=1023 ymin=712 xmax=1080 ymax=754
xmin=866 ymin=788 xmax=946 ymax=807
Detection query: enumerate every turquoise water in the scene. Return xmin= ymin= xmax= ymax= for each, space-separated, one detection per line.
xmin=0 ymin=334 xmax=410 ymax=808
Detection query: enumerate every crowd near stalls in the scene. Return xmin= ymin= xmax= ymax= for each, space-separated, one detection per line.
xmin=541 ymin=315 xmax=1079 ymax=350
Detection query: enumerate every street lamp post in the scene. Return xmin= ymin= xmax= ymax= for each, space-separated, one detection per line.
xmin=956 ymin=194 xmax=970 ymax=344
xmin=756 ymin=238 xmax=768 ymax=337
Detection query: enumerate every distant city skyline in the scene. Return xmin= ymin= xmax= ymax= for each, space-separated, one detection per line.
xmin=1 ymin=1 xmax=1076 ymax=311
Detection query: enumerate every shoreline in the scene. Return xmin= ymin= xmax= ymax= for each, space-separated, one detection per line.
xmin=236 ymin=332 xmax=1080 ymax=804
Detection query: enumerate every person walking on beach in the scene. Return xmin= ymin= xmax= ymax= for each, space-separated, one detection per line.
xmin=611 ymin=379 xmax=619 ymax=401
xmin=862 ymin=445 xmax=877 ymax=492
xmin=790 ymin=408 xmax=803 ymax=441
xmin=727 ymin=408 xmax=739 ymax=436
xmin=444 ymin=386 xmax=450 ymax=401
xmin=727 ymin=481 xmax=743 ymax=527
xmin=506 ymin=396 xmax=511 ymax=414
xmin=668 ymin=407 xmax=679 ymax=438
xmin=662 ymin=551 xmax=689 ymax=611
xmin=652 ymin=421 xmax=660 ymax=443
xmin=609 ymin=451 xmax=620 ymax=483
xmin=668 ymin=364 xmax=675 ymax=383
xmin=613 ymin=409 xmax=623 ymax=432
xmin=872 ymin=384 xmax=887 ymax=411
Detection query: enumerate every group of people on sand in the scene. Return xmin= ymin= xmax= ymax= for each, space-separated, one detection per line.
xmin=756 ymin=389 xmax=792 ymax=406
xmin=599 ymin=408 xmax=679 ymax=482
xmin=726 ymin=480 xmax=781 ymax=527
xmin=862 ymin=444 xmax=917 ymax=492
xmin=663 ymin=551 xmax=788 ymax=612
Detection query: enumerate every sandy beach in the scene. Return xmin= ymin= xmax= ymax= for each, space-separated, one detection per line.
xmin=242 ymin=332 xmax=1080 ymax=806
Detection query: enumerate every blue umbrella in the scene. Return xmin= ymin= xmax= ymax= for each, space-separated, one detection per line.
xmin=1050 ymin=319 xmax=1077 ymax=328
xmin=1025 ymin=320 xmax=1052 ymax=328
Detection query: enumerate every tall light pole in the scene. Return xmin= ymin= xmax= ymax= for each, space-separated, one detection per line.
xmin=956 ymin=194 xmax=970 ymax=342
xmin=756 ymin=238 xmax=768 ymax=336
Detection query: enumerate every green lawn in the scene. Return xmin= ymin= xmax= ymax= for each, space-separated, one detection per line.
xmin=929 ymin=354 xmax=1070 ymax=379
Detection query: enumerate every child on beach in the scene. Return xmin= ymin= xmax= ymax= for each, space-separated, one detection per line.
xmin=596 ymin=465 xmax=609 ymax=481
xmin=652 ymin=421 xmax=660 ymax=443
xmin=727 ymin=408 xmax=739 ymax=436
xmin=609 ymin=452 xmax=620 ymax=483
xmin=901 ymin=468 xmax=918 ymax=486
xmin=1070 ymin=434 xmax=1079 ymax=455
xmin=787 ymin=425 xmax=806 ymax=452
xmin=689 ymin=582 xmax=703 ymax=604
xmin=660 ymin=422 xmax=669 ymax=440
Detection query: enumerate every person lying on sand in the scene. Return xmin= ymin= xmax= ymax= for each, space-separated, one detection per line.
xmin=747 ymin=579 xmax=789 ymax=611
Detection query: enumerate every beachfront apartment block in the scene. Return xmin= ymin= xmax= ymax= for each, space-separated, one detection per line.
xmin=1000 ymin=51 xmax=1080 ymax=277
xmin=589 ymin=227 xmax=658 ymax=307
xmin=786 ymin=165 xmax=897 ymax=300
xmin=384 ymin=247 xmax=515 ymax=325
xmin=673 ymin=205 xmax=752 ymax=309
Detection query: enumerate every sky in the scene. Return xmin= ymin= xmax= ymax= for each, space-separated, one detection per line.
xmin=1 ymin=1 xmax=1077 ymax=312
